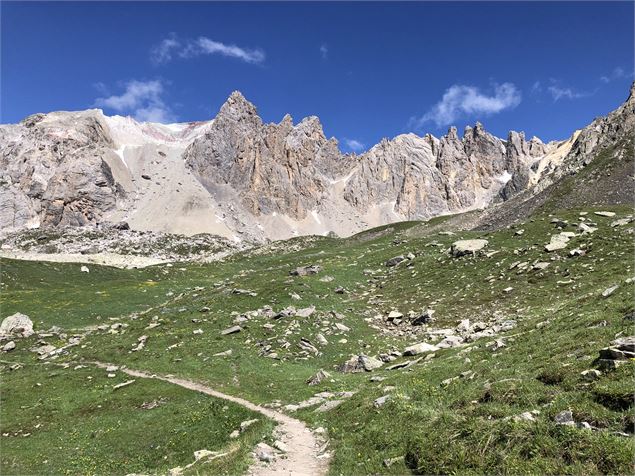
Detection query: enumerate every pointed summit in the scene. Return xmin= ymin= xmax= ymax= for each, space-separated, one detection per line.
xmin=217 ymin=90 xmax=259 ymax=122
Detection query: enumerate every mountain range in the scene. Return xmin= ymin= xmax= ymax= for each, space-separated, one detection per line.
xmin=1 ymin=83 xmax=633 ymax=242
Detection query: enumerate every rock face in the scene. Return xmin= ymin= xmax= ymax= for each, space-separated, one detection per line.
xmin=0 ymin=111 xmax=120 ymax=231
xmin=2 ymin=83 xmax=633 ymax=242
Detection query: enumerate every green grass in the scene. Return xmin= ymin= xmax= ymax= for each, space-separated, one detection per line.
xmin=1 ymin=204 xmax=633 ymax=475
xmin=0 ymin=361 xmax=272 ymax=475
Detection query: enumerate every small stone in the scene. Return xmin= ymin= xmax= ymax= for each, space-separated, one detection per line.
xmin=2 ymin=341 xmax=16 ymax=352
xmin=273 ymin=440 xmax=288 ymax=452
xmin=385 ymin=256 xmax=406 ymax=267
xmin=580 ymin=369 xmax=601 ymax=381
xmin=194 ymin=449 xmax=214 ymax=461
xmin=240 ymin=419 xmax=259 ymax=432
xmin=315 ymin=333 xmax=328 ymax=346
xmin=255 ymin=443 xmax=275 ymax=462
xmin=213 ymin=349 xmax=232 ymax=357
xmin=80 ymin=265 xmax=90 ymax=273
xmin=554 ymin=410 xmax=575 ymax=426
xmin=306 ymin=369 xmax=331 ymax=386
xmin=373 ymin=395 xmax=391 ymax=408
xmin=113 ymin=380 xmax=135 ymax=390
xmin=221 ymin=326 xmax=242 ymax=336
xmin=601 ymin=285 xmax=618 ymax=298
xmin=387 ymin=311 xmax=403 ymax=319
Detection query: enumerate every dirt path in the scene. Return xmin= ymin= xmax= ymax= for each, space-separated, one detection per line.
xmin=93 ymin=362 xmax=330 ymax=476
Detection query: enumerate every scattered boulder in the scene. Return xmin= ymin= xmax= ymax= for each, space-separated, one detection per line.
xmin=213 ymin=349 xmax=232 ymax=357
xmin=611 ymin=217 xmax=632 ymax=227
xmin=374 ymin=395 xmax=391 ymax=408
xmin=273 ymin=440 xmax=288 ymax=453
xmin=296 ymin=306 xmax=316 ymax=318
xmin=80 ymin=265 xmax=90 ymax=273
xmin=554 ymin=410 xmax=575 ymax=426
xmin=113 ymin=380 xmax=136 ymax=390
xmin=436 ymin=335 xmax=464 ymax=349
xmin=545 ymin=233 xmax=570 ymax=252
xmin=306 ymin=369 xmax=331 ymax=386
xmin=340 ymin=354 xmax=383 ymax=373
xmin=290 ymin=265 xmax=321 ymax=276
xmin=254 ymin=442 xmax=276 ymax=462
xmin=594 ymin=211 xmax=616 ymax=217
xmin=403 ymin=342 xmax=438 ymax=356
xmin=411 ymin=309 xmax=435 ymax=326
xmin=0 ymin=313 xmax=34 ymax=338
xmin=2 ymin=341 xmax=16 ymax=352
xmin=513 ymin=410 xmax=540 ymax=422
xmin=221 ymin=326 xmax=242 ymax=336
xmin=580 ymin=369 xmax=601 ymax=382
xmin=601 ymin=285 xmax=618 ymax=298
xmin=451 ymin=239 xmax=488 ymax=257
xmin=387 ymin=310 xmax=403 ymax=320
xmin=240 ymin=419 xmax=259 ymax=432
xmin=598 ymin=336 xmax=635 ymax=366
xmin=315 ymin=333 xmax=328 ymax=346
xmin=385 ymin=255 xmax=406 ymax=267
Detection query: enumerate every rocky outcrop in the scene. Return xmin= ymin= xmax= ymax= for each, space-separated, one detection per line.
xmin=0 ymin=110 xmax=122 ymax=230
xmin=184 ymin=92 xmax=344 ymax=220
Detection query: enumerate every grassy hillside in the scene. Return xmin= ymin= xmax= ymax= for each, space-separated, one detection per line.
xmin=1 ymin=204 xmax=633 ymax=475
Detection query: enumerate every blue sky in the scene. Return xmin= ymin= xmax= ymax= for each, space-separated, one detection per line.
xmin=2 ymin=1 xmax=633 ymax=150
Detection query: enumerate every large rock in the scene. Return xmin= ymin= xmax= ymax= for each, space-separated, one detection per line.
xmin=340 ymin=354 xmax=384 ymax=373
xmin=451 ymin=239 xmax=488 ymax=257
xmin=0 ymin=313 xmax=34 ymax=338
xmin=403 ymin=342 xmax=438 ymax=356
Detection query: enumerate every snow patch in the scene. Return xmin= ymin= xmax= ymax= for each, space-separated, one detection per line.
xmin=497 ymin=171 xmax=513 ymax=184
xmin=113 ymin=145 xmax=128 ymax=169
xmin=311 ymin=210 xmax=322 ymax=225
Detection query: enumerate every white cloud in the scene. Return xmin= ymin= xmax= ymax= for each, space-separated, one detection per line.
xmin=95 ymin=79 xmax=175 ymax=123
xmin=600 ymin=66 xmax=628 ymax=83
xmin=412 ymin=82 xmax=521 ymax=128
xmin=530 ymin=81 xmax=542 ymax=94
xmin=151 ymin=33 xmax=181 ymax=65
xmin=547 ymin=85 xmax=587 ymax=101
xmin=344 ymin=138 xmax=365 ymax=152
xmin=545 ymin=79 xmax=595 ymax=102
xmin=320 ymin=44 xmax=328 ymax=60
xmin=151 ymin=34 xmax=265 ymax=65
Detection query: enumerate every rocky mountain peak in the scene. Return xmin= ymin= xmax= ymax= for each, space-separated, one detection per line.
xmin=217 ymin=90 xmax=259 ymax=122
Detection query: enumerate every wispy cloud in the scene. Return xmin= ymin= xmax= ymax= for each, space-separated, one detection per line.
xmin=95 ymin=79 xmax=175 ymax=123
xmin=151 ymin=34 xmax=265 ymax=65
xmin=344 ymin=138 xmax=365 ymax=152
xmin=320 ymin=44 xmax=328 ymax=60
xmin=151 ymin=33 xmax=181 ymax=65
xmin=411 ymin=82 xmax=521 ymax=129
xmin=600 ymin=66 xmax=629 ymax=83
xmin=546 ymin=79 xmax=593 ymax=101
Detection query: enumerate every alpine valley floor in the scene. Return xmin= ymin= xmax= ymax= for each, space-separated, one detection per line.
xmin=1 ymin=203 xmax=634 ymax=475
